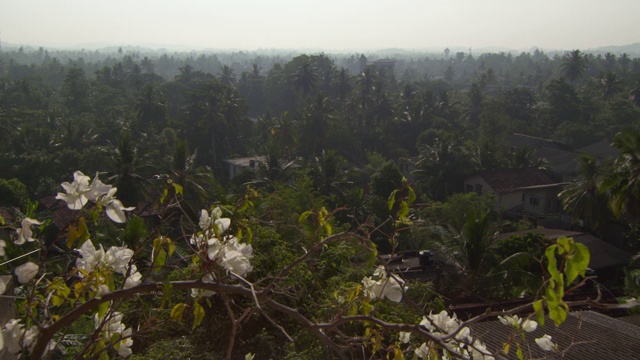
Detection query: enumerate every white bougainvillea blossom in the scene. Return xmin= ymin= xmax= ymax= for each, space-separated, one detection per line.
xmin=0 ymin=319 xmax=55 ymax=355
xmin=414 ymin=310 xmax=494 ymax=360
xmin=15 ymin=261 xmax=39 ymax=284
xmin=498 ymin=314 xmax=538 ymax=333
xmin=15 ymin=217 xmax=42 ymax=245
xmin=191 ymin=208 xmax=253 ymax=278
xmin=76 ymin=240 xmax=141 ymax=289
xmin=94 ymin=312 xmax=133 ymax=358
xmin=361 ymin=265 xmax=406 ymax=302
xmin=535 ymin=334 xmax=556 ymax=351
xmin=56 ymin=171 xmax=134 ymax=223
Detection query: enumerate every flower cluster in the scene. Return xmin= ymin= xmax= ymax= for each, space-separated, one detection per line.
xmin=94 ymin=311 xmax=133 ymax=357
xmin=498 ymin=314 xmax=557 ymax=352
xmin=416 ymin=310 xmax=494 ymax=360
xmin=498 ymin=314 xmax=538 ymax=332
xmin=56 ymin=171 xmax=134 ymax=223
xmin=0 ymin=319 xmax=55 ymax=356
xmin=191 ymin=208 xmax=253 ymax=277
xmin=76 ymin=240 xmax=142 ymax=290
xmin=361 ymin=265 xmax=406 ymax=303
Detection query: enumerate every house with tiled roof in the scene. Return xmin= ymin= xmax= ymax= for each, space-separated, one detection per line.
xmin=464 ymin=168 xmax=555 ymax=210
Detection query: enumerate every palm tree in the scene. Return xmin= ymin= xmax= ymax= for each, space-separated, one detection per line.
xmin=134 ymin=85 xmax=166 ymax=133
xmin=560 ymin=50 xmax=588 ymax=84
xmin=332 ymin=68 xmax=352 ymax=102
xmin=600 ymin=72 xmax=621 ymax=101
xmin=630 ymin=80 xmax=640 ymax=107
xmin=291 ymin=62 xmax=318 ymax=96
xmin=605 ymin=129 xmax=640 ymax=223
xmin=167 ymin=140 xmax=215 ymax=219
xmin=218 ymin=65 xmax=236 ymax=87
xmin=559 ymin=154 xmax=612 ymax=234
xmin=413 ymin=133 xmax=476 ymax=201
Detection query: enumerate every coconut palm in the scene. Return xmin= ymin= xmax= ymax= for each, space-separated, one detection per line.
xmin=560 ymin=50 xmax=588 ymax=84
xmin=605 ymin=129 xmax=640 ymax=223
xmin=600 ymin=72 xmax=622 ymax=101
xmin=291 ymin=62 xmax=318 ymax=97
xmin=559 ymin=154 xmax=612 ymax=234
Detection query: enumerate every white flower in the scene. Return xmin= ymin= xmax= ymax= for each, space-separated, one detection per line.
xmin=399 ymin=331 xmax=411 ymax=344
xmin=76 ymin=240 xmax=106 ymax=274
xmin=0 ymin=239 xmax=7 ymax=256
xmin=15 ymin=217 xmax=42 ymax=245
xmin=535 ymin=334 xmax=555 ymax=351
xmin=85 ymin=173 xmax=112 ymax=201
xmin=199 ymin=208 xmax=231 ymax=234
xmin=56 ymin=171 xmax=91 ymax=210
xmin=116 ymin=327 xmax=133 ymax=357
xmin=1 ymin=319 xmax=39 ymax=354
xmin=361 ymin=266 xmax=406 ymax=303
xmin=0 ymin=277 xmax=5 ymax=295
xmin=123 ymin=267 xmax=142 ymax=289
xmin=199 ymin=209 xmax=212 ymax=230
xmin=469 ymin=339 xmax=494 ymax=360
xmin=415 ymin=342 xmax=430 ymax=358
xmin=498 ymin=314 xmax=521 ymax=327
xmin=522 ymin=319 xmax=538 ymax=333
xmin=105 ymin=246 xmax=134 ymax=275
xmin=420 ymin=310 xmax=459 ymax=335
xmin=15 ymin=261 xmax=39 ymax=283
xmin=98 ymin=188 xmax=135 ymax=223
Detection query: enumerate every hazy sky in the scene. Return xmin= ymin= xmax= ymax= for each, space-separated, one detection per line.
xmin=2 ymin=0 xmax=639 ymax=51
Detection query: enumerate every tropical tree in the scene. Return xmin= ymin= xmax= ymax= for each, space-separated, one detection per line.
xmin=218 ymin=65 xmax=236 ymax=87
xmin=630 ymin=80 xmax=640 ymax=107
xmin=560 ymin=50 xmax=588 ymax=84
xmin=291 ymin=62 xmax=318 ymax=97
xmin=559 ymin=154 xmax=612 ymax=234
xmin=600 ymin=72 xmax=622 ymax=101
xmin=604 ymin=129 xmax=640 ymax=223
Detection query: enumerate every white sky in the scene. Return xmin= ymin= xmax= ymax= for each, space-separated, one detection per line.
xmin=1 ymin=0 xmax=639 ymax=51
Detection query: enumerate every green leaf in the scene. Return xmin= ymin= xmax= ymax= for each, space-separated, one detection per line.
xmin=160 ymin=188 xmax=169 ymax=204
xmin=362 ymin=301 xmax=373 ymax=316
xmin=154 ymin=249 xmax=167 ymax=269
xmin=407 ymin=186 xmax=416 ymax=205
xmin=565 ymin=243 xmax=590 ymax=284
xmin=533 ymin=299 xmax=545 ymax=326
xmin=545 ymin=245 xmax=561 ymax=282
xmin=97 ymin=302 xmax=110 ymax=321
xmin=388 ymin=189 xmax=398 ymax=210
xmin=501 ymin=343 xmax=510 ymax=355
xmin=173 ymin=182 xmax=184 ymax=196
xmin=171 ymin=303 xmax=186 ymax=321
xmin=193 ymin=302 xmax=205 ymax=329
xmin=516 ymin=344 xmax=524 ymax=360
xmin=298 ymin=210 xmax=313 ymax=224
xmin=161 ymin=282 xmax=173 ymax=308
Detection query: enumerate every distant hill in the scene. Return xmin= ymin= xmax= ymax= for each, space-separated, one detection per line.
xmin=592 ymin=43 xmax=640 ymax=55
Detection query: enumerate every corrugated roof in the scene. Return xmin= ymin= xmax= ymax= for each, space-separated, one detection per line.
xmin=470 ymin=311 xmax=640 ymax=359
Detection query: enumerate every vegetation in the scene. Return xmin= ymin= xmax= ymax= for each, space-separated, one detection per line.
xmin=0 ymin=45 xmax=640 ymax=359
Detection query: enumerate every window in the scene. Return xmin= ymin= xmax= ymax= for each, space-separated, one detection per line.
xmin=529 ymin=197 xmax=540 ymax=207
xmin=474 ymin=184 xmax=483 ymax=194
xmin=466 ymin=184 xmax=473 ymax=193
